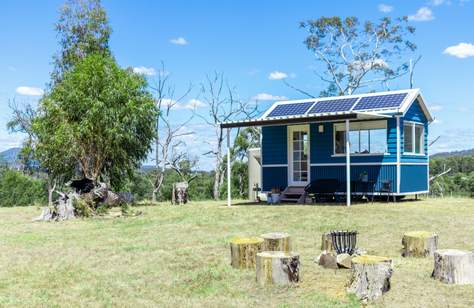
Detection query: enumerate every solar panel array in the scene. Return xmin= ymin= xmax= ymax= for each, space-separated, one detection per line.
xmin=265 ymin=92 xmax=409 ymax=118
xmin=352 ymin=93 xmax=407 ymax=111
xmin=308 ymin=98 xmax=358 ymax=114
xmin=267 ymin=102 xmax=314 ymax=117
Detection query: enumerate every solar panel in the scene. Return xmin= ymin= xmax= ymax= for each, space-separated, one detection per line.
xmin=308 ymin=98 xmax=358 ymax=114
xmin=267 ymin=102 xmax=314 ymax=117
xmin=352 ymin=93 xmax=407 ymax=111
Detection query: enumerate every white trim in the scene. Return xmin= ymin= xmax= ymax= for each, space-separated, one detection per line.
xmin=226 ymin=128 xmax=231 ymax=207
xmin=262 ymin=164 xmax=288 ymax=168
xmin=310 ymin=162 xmax=426 ymax=167
xmin=345 ymin=119 xmax=351 ymax=206
xmin=399 ymin=91 xmax=433 ymax=123
xmin=287 ymin=125 xmax=310 ymax=186
xmin=332 ymin=153 xmax=389 ymax=157
xmin=403 ymin=121 xmax=425 ymax=155
xmin=396 ymin=116 xmax=401 ymax=194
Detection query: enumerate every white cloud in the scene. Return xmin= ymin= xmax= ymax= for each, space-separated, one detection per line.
xmin=15 ymin=86 xmax=44 ymax=96
xmin=378 ymin=4 xmax=394 ymax=13
xmin=443 ymin=43 xmax=474 ymax=58
xmin=431 ymin=128 xmax=474 ymax=154
xmin=408 ymin=7 xmax=435 ymax=21
xmin=170 ymin=37 xmax=189 ymax=45
xmin=430 ymin=104 xmax=443 ymax=111
xmin=268 ymin=71 xmax=288 ymax=80
xmin=133 ymin=66 xmax=156 ymax=76
xmin=7 ymin=66 xmax=16 ymax=72
xmin=432 ymin=118 xmax=443 ymax=124
xmin=158 ymin=98 xmax=206 ymax=110
xmin=252 ymin=93 xmax=288 ymax=101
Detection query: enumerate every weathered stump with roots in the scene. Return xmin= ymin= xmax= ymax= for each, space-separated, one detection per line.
xmin=321 ymin=232 xmax=334 ymax=253
xmin=33 ymin=192 xmax=77 ymax=221
xmin=256 ymin=251 xmax=300 ymax=286
xmin=347 ymin=255 xmax=393 ymax=302
xmin=402 ymin=231 xmax=438 ymax=257
xmin=261 ymin=232 xmax=291 ymax=252
xmin=432 ymin=249 xmax=474 ymax=284
xmin=229 ymin=237 xmax=264 ymax=269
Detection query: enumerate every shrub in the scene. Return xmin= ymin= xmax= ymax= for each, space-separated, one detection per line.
xmin=0 ymin=169 xmax=47 ymax=207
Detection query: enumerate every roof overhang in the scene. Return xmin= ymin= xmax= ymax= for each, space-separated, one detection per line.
xmin=220 ymin=112 xmax=392 ymax=129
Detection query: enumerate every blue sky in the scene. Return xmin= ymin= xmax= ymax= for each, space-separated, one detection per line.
xmin=0 ymin=0 xmax=473 ymax=170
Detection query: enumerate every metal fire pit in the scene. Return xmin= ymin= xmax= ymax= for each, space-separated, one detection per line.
xmin=330 ymin=230 xmax=357 ymax=255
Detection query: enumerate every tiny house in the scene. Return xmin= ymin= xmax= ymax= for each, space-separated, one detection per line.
xmin=221 ymin=89 xmax=433 ymax=205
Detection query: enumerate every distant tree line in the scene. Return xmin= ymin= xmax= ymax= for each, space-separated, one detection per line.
xmin=429 ymin=156 xmax=474 ymax=197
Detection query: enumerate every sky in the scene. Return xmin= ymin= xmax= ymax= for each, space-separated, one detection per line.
xmin=0 ymin=0 xmax=473 ymax=170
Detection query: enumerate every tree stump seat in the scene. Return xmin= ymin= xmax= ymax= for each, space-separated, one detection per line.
xmin=347 ymin=255 xmax=393 ymax=302
xmin=260 ymin=232 xmax=291 ymax=252
xmin=256 ymin=251 xmax=300 ymax=286
xmin=402 ymin=231 xmax=438 ymax=257
xmin=432 ymin=249 xmax=474 ymax=284
xmin=229 ymin=236 xmax=264 ymax=269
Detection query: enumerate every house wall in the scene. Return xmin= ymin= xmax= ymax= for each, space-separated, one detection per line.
xmin=260 ymin=100 xmax=429 ymax=194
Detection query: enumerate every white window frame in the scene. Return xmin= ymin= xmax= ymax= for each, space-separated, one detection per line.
xmin=332 ymin=120 xmax=388 ymax=156
xmin=403 ymin=121 xmax=425 ymax=155
xmin=287 ymin=125 xmax=310 ymax=186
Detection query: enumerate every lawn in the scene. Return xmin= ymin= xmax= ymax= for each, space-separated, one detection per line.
xmin=0 ymin=198 xmax=474 ymax=307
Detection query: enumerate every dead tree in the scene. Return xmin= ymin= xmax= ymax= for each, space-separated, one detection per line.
xmin=150 ymin=63 xmax=194 ymax=202
xmin=199 ymin=72 xmax=257 ymax=200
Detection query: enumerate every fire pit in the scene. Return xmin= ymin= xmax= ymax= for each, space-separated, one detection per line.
xmin=330 ymin=230 xmax=358 ymax=255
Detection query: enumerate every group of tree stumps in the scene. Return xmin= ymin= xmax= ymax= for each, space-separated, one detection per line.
xmin=229 ymin=232 xmax=300 ymax=286
xmin=229 ymin=229 xmax=474 ymax=303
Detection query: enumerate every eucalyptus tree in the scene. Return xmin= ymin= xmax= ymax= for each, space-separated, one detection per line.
xmin=295 ymin=16 xmax=418 ymax=96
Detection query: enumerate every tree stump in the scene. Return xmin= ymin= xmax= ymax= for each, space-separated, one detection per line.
xmin=260 ymin=232 xmax=291 ymax=252
xmin=256 ymin=251 xmax=300 ymax=286
xmin=432 ymin=249 xmax=474 ymax=284
xmin=347 ymin=255 xmax=393 ymax=302
xmin=229 ymin=237 xmax=264 ymax=269
xmin=321 ymin=232 xmax=334 ymax=253
xmin=402 ymin=231 xmax=438 ymax=257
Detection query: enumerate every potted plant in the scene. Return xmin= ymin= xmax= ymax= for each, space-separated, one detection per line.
xmin=270 ymin=187 xmax=281 ymax=204
xmin=360 ymin=171 xmax=369 ymax=182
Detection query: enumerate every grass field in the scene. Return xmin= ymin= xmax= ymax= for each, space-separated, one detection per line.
xmin=0 ymin=198 xmax=474 ymax=307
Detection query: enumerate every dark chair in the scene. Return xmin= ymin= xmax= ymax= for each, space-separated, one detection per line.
xmin=379 ymin=180 xmax=394 ymax=202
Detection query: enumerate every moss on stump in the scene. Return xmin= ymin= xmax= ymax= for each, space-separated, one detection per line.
xmin=348 ymin=255 xmax=393 ymax=302
xmin=229 ymin=236 xmax=264 ymax=269
xmin=402 ymin=231 xmax=438 ymax=258
xmin=260 ymin=232 xmax=291 ymax=252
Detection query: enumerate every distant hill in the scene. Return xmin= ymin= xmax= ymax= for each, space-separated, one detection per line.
xmin=0 ymin=147 xmax=21 ymax=166
xmin=431 ymin=148 xmax=474 ymax=158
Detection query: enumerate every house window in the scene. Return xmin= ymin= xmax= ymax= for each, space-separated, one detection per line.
xmin=334 ymin=120 xmax=387 ymax=155
xmin=404 ymin=122 xmax=424 ymax=154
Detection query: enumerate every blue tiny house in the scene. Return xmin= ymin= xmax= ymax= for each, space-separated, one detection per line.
xmin=222 ymin=89 xmax=433 ymax=205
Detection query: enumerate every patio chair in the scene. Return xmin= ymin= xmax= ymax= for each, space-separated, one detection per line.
xmin=378 ymin=180 xmax=394 ymax=202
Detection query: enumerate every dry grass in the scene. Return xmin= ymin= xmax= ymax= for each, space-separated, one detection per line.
xmin=0 ymin=198 xmax=473 ymax=307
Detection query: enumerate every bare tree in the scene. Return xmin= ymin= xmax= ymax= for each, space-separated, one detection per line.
xmin=199 ymin=72 xmax=257 ymax=200
xmin=150 ymin=64 xmax=194 ymax=202
xmin=292 ymin=16 xmax=419 ymax=96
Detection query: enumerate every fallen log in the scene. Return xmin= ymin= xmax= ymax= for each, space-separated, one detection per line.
xmin=432 ymin=249 xmax=474 ymax=284
xmin=347 ymin=255 xmax=393 ymax=302
xmin=229 ymin=237 xmax=264 ymax=269
xmin=256 ymin=251 xmax=300 ymax=286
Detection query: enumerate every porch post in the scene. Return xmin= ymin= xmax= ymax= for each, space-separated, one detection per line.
xmin=227 ymin=128 xmax=231 ymax=207
xmin=345 ymin=119 xmax=351 ymax=206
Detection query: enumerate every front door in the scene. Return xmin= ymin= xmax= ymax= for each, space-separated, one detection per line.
xmin=288 ymin=125 xmax=310 ymax=186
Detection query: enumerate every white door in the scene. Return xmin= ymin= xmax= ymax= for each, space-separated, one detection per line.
xmin=288 ymin=125 xmax=310 ymax=186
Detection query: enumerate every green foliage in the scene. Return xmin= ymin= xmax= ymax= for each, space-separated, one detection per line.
xmin=52 ymin=0 xmax=111 ymax=84
xmin=33 ymin=54 xmax=158 ymax=189
xmin=0 ymin=169 xmax=47 ymax=207
xmin=430 ymin=156 xmax=474 ymax=196
xmin=300 ymin=16 xmax=417 ymax=95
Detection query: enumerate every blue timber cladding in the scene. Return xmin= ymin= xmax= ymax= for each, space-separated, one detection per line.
xmin=262 ymin=167 xmax=287 ymax=191
xmin=261 ymin=125 xmax=287 ymax=164
xmin=311 ymin=165 xmax=397 ymax=192
xmin=310 ymin=120 xmax=396 ymax=164
xmin=401 ymin=99 xmax=429 ymax=162
xmin=400 ymin=165 xmax=428 ymax=193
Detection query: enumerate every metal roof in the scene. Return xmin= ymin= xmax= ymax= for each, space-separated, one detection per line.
xmin=220 ymin=89 xmax=433 ymax=129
